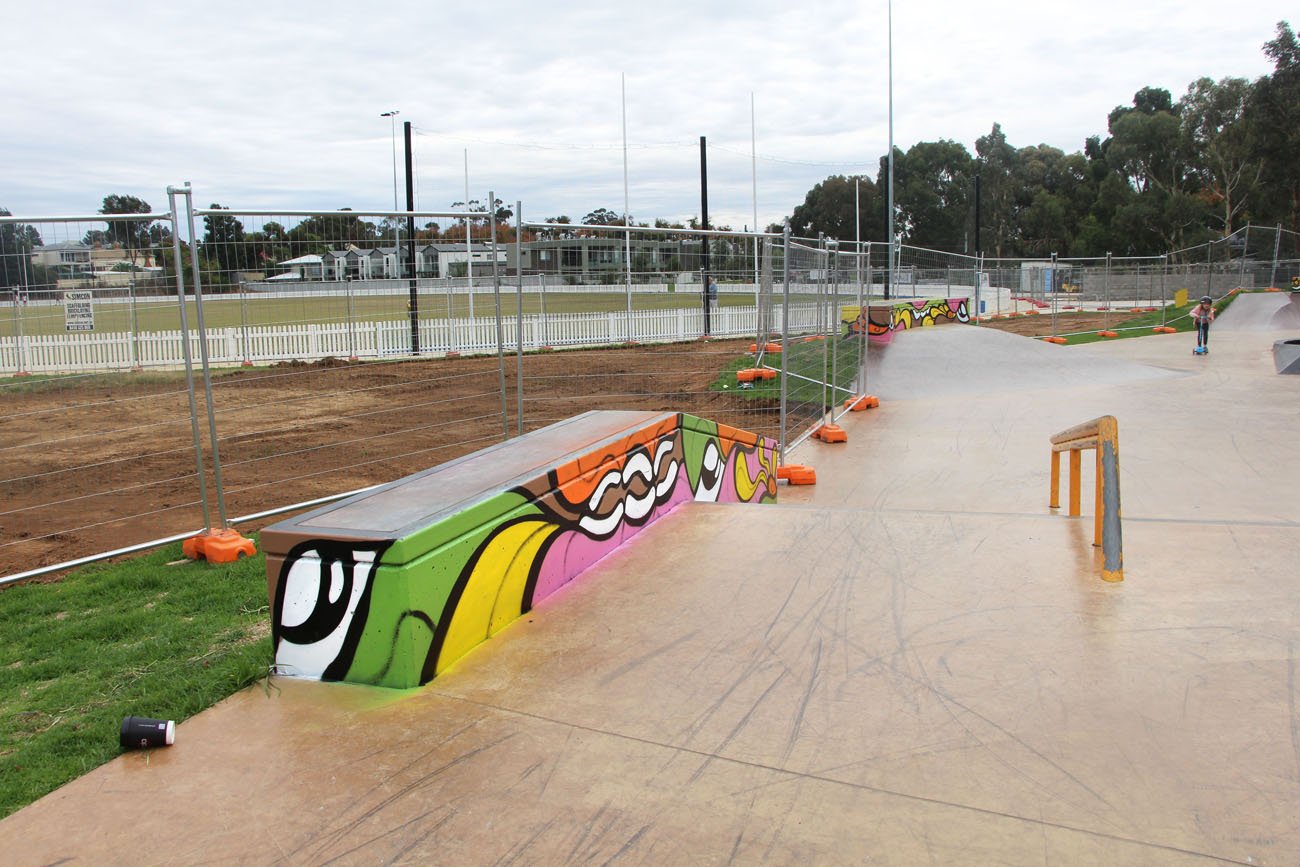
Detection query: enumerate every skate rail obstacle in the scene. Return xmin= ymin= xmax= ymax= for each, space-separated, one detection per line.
xmin=1049 ymin=415 xmax=1124 ymax=582
xmin=261 ymin=410 xmax=779 ymax=688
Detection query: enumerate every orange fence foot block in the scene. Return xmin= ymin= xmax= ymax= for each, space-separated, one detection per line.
xmin=1042 ymin=336 xmax=1068 ymax=345
xmin=183 ymin=529 xmax=257 ymax=564
xmin=777 ymin=465 xmax=817 ymax=485
xmin=814 ymin=424 xmax=848 ymax=443
xmin=845 ymin=395 xmax=880 ymax=411
xmin=1098 ymin=330 xmax=1119 ymax=338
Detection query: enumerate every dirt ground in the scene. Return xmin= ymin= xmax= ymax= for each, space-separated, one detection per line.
xmin=2 ymin=314 xmax=1147 ymax=582
xmin=0 ymin=339 xmax=779 ymax=581
xmin=977 ymin=310 xmax=1147 ymax=336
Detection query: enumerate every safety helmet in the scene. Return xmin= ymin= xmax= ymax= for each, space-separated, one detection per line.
xmin=1200 ymin=295 xmax=1212 ymax=304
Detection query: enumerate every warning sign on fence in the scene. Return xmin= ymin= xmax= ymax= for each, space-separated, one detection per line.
xmin=64 ymin=290 xmax=94 ymax=331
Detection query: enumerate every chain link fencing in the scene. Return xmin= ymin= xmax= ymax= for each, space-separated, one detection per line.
xmin=0 ymin=209 xmax=219 ymax=577
xmin=5 ymin=187 xmax=1298 ymax=583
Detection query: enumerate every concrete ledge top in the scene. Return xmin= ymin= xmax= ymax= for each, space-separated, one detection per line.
xmin=264 ymin=410 xmax=673 ymax=543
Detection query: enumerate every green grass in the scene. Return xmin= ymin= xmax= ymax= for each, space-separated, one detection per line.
xmin=1037 ymin=290 xmax=1248 ymax=346
xmin=709 ymin=334 xmax=867 ymax=406
xmin=0 ymin=542 xmax=272 ymax=819
xmin=1 ymin=289 xmax=794 ymax=337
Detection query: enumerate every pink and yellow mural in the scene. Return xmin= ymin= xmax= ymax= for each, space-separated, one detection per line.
xmin=262 ymin=412 xmax=777 ymax=689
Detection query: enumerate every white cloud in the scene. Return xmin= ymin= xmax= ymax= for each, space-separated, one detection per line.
xmin=0 ymin=0 xmax=1286 ymax=231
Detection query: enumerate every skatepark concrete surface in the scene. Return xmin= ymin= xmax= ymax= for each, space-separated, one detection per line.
xmin=3 ymin=300 xmax=1299 ymax=866
xmin=1214 ymin=290 xmax=1300 ymax=331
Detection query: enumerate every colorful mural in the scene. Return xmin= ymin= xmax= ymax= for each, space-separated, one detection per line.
xmin=267 ymin=413 xmax=777 ymax=689
xmin=842 ymin=297 xmax=970 ymax=339
xmin=890 ymin=297 xmax=970 ymax=330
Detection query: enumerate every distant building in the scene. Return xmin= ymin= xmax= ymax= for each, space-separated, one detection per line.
xmin=280 ymin=243 xmax=505 ymax=281
xmin=519 ymin=237 xmax=686 ymax=280
xmin=31 ymin=241 xmax=161 ymax=287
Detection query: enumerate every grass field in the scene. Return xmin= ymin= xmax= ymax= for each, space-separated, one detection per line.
xmin=1 ymin=289 xmax=777 ymax=337
xmin=0 ymin=543 xmax=272 ymax=820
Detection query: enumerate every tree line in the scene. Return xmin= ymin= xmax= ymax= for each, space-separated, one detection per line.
xmin=787 ymin=21 xmax=1298 ymax=261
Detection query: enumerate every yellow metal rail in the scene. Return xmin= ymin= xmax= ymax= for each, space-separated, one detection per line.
xmin=1050 ymin=415 xmax=1124 ymax=582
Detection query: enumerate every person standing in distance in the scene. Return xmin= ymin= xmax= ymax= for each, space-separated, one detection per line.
xmin=1191 ymin=295 xmax=1215 ymax=355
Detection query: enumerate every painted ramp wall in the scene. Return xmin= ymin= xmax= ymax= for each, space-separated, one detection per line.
xmin=261 ymin=411 xmax=778 ymax=689
xmin=842 ymin=296 xmax=971 ymax=341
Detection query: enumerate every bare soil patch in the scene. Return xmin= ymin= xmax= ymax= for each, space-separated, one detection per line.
xmin=1 ymin=340 xmax=771 ymax=580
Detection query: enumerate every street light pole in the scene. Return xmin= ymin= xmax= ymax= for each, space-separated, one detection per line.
xmin=379 ymin=110 xmax=400 ymax=211
xmin=886 ymin=0 xmax=895 ymax=301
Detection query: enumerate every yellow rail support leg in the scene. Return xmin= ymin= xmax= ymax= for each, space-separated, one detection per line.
xmin=1050 ymin=416 xmax=1124 ymax=582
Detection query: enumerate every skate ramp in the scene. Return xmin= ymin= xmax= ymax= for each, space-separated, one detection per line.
xmin=1215 ymin=291 xmax=1300 ymax=331
xmin=864 ymin=325 xmax=1183 ymax=399
xmin=1276 ymin=338 xmax=1300 ymax=374
xmin=3 ymin=324 xmax=1299 ymax=865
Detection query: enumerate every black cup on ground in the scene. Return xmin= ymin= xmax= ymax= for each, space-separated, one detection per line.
xmin=119 ymin=716 xmax=175 ymax=750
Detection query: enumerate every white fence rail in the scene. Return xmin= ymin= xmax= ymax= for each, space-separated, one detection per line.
xmin=2 ymin=302 xmax=825 ymax=374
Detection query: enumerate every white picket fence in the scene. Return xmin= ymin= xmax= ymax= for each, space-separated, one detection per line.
xmin=2 ymin=303 xmax=824 ymax=374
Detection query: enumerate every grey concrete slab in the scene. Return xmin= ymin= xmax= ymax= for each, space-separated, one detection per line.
xmin=3 ymin=324 xmax=1298 ymax=866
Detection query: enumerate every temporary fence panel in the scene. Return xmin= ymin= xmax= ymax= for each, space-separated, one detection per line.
xmin=0 ymin=210 xmax=222 ymax=579
xmin=510 ymin=221 xmax=787 ymax=449
xmin=180 ymin=204 xmax=522 ymax=530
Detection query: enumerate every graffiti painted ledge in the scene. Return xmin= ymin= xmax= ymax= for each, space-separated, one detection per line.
xmin=261 ymin=410 xmax=779 ymax=689
xmin=842 ymin=297 xmax=972 ymax=341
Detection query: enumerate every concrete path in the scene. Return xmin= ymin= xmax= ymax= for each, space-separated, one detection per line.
xmin=3 ymin=315 xmax=1298 ymax=866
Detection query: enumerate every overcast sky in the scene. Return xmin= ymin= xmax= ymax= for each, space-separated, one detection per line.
xmin=0 ymin=1 xmax=1288 ymax=232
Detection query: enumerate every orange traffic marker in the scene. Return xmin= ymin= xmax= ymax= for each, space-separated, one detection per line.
xmin=183 ymin=528 xmax=256 ymax=564
xmin=776 ymin=464 xmax=817 ymax=485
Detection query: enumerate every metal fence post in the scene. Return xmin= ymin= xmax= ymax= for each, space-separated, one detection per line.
xmin=1205 ymin=240 xmax=1213 ymax=299
xmin=180 ymin=185 xmax=230 ymax=530
xmin=490 ymin=190 xmax=507 ymax=439
xmin=12 ymin=289 xmax=29 ymax=376
xmin=128 ymin=278 xmax=141 ymax=371
xmin=167 ymin=186 xmax=212 ymax=532
xmin=1050 ymin=252 xmax=1058 ymax=338
xmin=238 ymin=278 xmax=254 ymax=366
xmin=516 ymin=200 xmax=524 ymax=437
xmin=1270 ymin=223 xmax=1282 ymax=288
xmin=1104 ymin=252 xmax=1112 ymax=331
xmin=1238 ymin=226 xmax=1250 ymax=289
xmin=1161 ymin=254 xmax=1169 ymax=324
xmin=779 ymin=224 xmax=791 ymax=466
